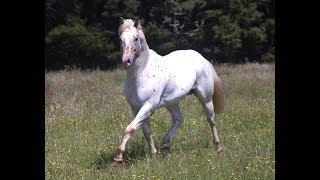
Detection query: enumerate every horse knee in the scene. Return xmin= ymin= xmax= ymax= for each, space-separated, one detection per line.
xmin=143 ymin=130 xmax=152 ymax=141
xmin=125 ymin=125 xmax=135 ymax=136
xmin=143 ymin=131 xmax=151 ymax=136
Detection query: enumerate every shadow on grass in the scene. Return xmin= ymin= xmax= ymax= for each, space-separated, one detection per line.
xmin=91 ymin=138 xmax=215 ymax=169
xmin=92 ymin=140 xmax=148 ymax=169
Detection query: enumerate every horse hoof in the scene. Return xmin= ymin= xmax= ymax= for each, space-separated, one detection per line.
xmin=160 ymin=144 xmax=171 ymax=152
xmin=216 ymin=146 xmax=223 ymax=154
xmin=150 ymin=150 xmax=158 ymax=156
xmin=112 ymin=157 xmax=123 ymax=165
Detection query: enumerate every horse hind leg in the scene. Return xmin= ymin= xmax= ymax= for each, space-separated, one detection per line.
xmin=194 ymin=90 xmax=222 ymax=153
xmin=204 ymin=101 xmax=222 ymax=153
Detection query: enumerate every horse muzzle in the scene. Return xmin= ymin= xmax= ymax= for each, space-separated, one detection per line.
xmin=122 ymin=58 xmax=132 ymax=69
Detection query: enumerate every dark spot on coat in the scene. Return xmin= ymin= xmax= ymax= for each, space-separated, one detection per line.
xmin=153 ymin=89 xmax=155 ymax=92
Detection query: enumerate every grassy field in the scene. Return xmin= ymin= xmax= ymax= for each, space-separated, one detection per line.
xmin=45 ymin=63 xmax=275 ymax=179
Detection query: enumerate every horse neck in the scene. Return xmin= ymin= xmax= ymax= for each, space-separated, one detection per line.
xmin=127 ymin=31 xmax=150 ymax=78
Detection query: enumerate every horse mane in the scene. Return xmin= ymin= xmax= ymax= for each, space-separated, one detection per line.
xmin=118 ymin=19 xmax=142 ymax=36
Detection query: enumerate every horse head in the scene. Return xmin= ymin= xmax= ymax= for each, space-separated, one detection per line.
xmin=118 ymin=18 xmax=144 ymax=69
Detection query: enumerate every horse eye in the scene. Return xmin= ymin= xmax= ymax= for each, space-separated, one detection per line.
xmin=134 ymin=37 xmax=138 ymax=42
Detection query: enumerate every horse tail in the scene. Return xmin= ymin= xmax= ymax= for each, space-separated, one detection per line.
xmin=212 ymin=69 xmax=225 ymax=114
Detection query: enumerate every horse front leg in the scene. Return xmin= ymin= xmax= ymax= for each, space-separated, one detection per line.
xmin=113 ymin=102 xmax=155 ymax=163
xmin=161 ymin=104 xmax=183 ymax=152
xmin=131 ymin=108 xmax=157 ymax=155
xmin=142 ymin=119 xmax=157 ymax=155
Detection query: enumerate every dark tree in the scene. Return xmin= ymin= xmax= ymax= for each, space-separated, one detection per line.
xmin=45 ymin=0 xmax=275 ymax=70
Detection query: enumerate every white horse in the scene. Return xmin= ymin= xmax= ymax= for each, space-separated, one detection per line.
xmin=113 ymin=18 xmax=225 ymax=163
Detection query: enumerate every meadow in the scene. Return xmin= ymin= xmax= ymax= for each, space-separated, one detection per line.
xmin=45 ymin=63 xmax=275 ymax=179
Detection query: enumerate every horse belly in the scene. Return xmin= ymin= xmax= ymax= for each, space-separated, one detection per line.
xmin=160 ymin=71 xmax=196 ymax=107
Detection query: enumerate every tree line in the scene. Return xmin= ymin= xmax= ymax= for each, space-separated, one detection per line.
xmin=45 ymin=0 xmax=274 ymax=70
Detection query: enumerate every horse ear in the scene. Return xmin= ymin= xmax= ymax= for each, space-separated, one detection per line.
xmin=133 ymin=18 xmax=140 ymax=28
xmin=119 ymin=17 xmax=125 ymax=25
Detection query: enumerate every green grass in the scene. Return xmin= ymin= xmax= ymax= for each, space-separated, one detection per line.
xmin=45 ymin=63 xmax=275 ymax=179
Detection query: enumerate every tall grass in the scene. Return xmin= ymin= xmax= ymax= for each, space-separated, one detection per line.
xmin=45 ymin=63 xmax=274 ymax=179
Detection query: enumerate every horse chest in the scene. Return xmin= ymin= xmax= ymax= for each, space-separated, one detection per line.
xmin=124 ymin=74 xmax=162 ymax=108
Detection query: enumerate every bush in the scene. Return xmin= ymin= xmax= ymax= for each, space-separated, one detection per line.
xmin=45 ymin=24 xmax=119 ymax=70
xmin=261 ymin=52 xmax=275 ymax=63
